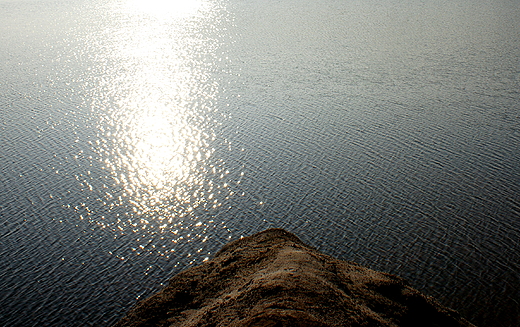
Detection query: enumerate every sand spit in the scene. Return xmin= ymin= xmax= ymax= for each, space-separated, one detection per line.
xmin=114 ymin=228 xmax=475 ymax=327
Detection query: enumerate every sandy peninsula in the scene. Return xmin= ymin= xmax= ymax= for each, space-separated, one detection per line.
xmin=114 ymin=228 xmax=475 ymax=327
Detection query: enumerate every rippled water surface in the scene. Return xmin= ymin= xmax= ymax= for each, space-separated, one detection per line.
xmin=1 ymin=0 xmax=519 ymax=325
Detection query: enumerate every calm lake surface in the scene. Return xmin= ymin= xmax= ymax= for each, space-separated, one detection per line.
xmin=1 ymin=0 xmax=519 ymax=325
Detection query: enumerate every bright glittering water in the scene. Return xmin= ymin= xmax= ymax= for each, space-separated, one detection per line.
xmin=1 ymin=0 xmax=519 ymax=326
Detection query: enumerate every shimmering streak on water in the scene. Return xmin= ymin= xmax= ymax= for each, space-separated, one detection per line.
xmin=74 ymin=0 xmax=237 ymax=257
xmin=127 ymin=0 xmax=203 ymax=19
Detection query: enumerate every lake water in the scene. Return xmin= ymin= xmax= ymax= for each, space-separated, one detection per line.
xmin=1 ymin=0 xmax=519 ymax=325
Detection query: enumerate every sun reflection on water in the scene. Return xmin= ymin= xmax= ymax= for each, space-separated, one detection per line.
xmin=79 ymin=0 xmax=237 ymax=259
xmin=128 ymin=0 xmax=203 ymax=19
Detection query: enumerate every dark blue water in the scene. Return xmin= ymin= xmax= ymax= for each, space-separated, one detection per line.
xmin=1 ymin=0 xmax=519 ymax=326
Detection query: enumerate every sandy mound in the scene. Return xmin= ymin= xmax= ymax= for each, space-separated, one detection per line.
xmin=114 ymin=228 xmax=475 ymax=327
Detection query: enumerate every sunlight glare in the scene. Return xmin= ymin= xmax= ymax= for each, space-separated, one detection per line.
xmin=129 ymin=0 xmax=203 ymax=18
xmin=80 ymin=0 xmax=235 ymax=255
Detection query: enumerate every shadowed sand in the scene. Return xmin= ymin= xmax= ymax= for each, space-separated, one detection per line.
xmin=114 ymin=228 xmax=475 ymax=327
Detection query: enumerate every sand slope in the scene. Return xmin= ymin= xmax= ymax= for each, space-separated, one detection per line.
xmin=114 ymin=228 xmax=475 ymax=327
